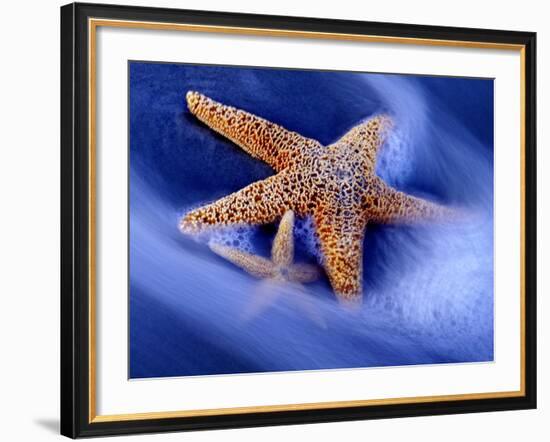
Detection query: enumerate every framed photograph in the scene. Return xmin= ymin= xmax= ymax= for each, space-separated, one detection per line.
xmin=60 ymin=2 xmax=536 ymax=438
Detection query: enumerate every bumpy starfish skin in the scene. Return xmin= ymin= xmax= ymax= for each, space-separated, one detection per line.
xmin=209 ymin=211 xmax=320 ymax=284
xmin=181 ymin=91 xmax=455 ymax=301
xmin=185 ymin=91 xmax=321 ymax=172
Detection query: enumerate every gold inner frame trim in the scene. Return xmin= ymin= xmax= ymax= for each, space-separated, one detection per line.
xmin=88 ymin=17 xmax=527 ymax=424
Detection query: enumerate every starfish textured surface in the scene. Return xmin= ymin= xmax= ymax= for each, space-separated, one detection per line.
xmin=181 ymin=91 xmax=455 ymax=301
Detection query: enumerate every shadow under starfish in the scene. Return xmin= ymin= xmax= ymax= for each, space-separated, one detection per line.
xmin=180 ymin=91 xmax=458 ymax=302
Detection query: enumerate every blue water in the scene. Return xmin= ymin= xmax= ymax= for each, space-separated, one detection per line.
xmin=129 ymin=62 xmax=494 ymax=378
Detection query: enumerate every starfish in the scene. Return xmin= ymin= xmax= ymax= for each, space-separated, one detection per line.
xmin=180 ymin=91 xmax=455 ymax=302
xmin=209 ymin=210 xmax=320 ymax=286
xmin=209 ymin=211 xmax=325 ymax=326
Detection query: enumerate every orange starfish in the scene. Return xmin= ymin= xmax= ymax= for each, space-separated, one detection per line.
xmin=180 ymin=91 xmax=454 ymax=302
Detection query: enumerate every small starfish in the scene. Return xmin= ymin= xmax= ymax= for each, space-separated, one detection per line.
xmin=209 ymin=211 xmax=325 ymax=326
xmin=180 ymin=91 xmax=455 ymax=302
xmin=209 ymin=211 xmax=320 ymax=286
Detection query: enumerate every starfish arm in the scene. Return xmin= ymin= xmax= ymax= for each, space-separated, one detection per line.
xmin=287 ymin=263 xmax=321 ymax=284
xmin=368 ymin=177 xmax=455 ymax=224
xmin=240 ymin=279 xmax=282 ymax=322
xmin=186 ymin=91 xmax=321 ymax=171
xmin=313 ymin=211 xmax=366 ymax=302
xmin=180 ymin=173 xmax=292 ymax=233
xmin=209 ymin=243 xmax=275 ymax=278
xmin=272 ymin=210 xmax=295 ymax=267
xmin=333 ymin=114 xmax=392 ymax=168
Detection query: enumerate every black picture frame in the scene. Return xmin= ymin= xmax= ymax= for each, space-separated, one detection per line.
xmin=61 ymin=2 xmax=537 ymax=438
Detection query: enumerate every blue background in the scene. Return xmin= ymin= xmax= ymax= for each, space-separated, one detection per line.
xmin=129 ymin=61 xmax=494 ymax=378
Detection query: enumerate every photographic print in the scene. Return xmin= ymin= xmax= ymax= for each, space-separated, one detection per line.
xmin=129 ymin=62 xmax=494 ymax=379
xmin=61 ymin=6 xmax=536 ymax=436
